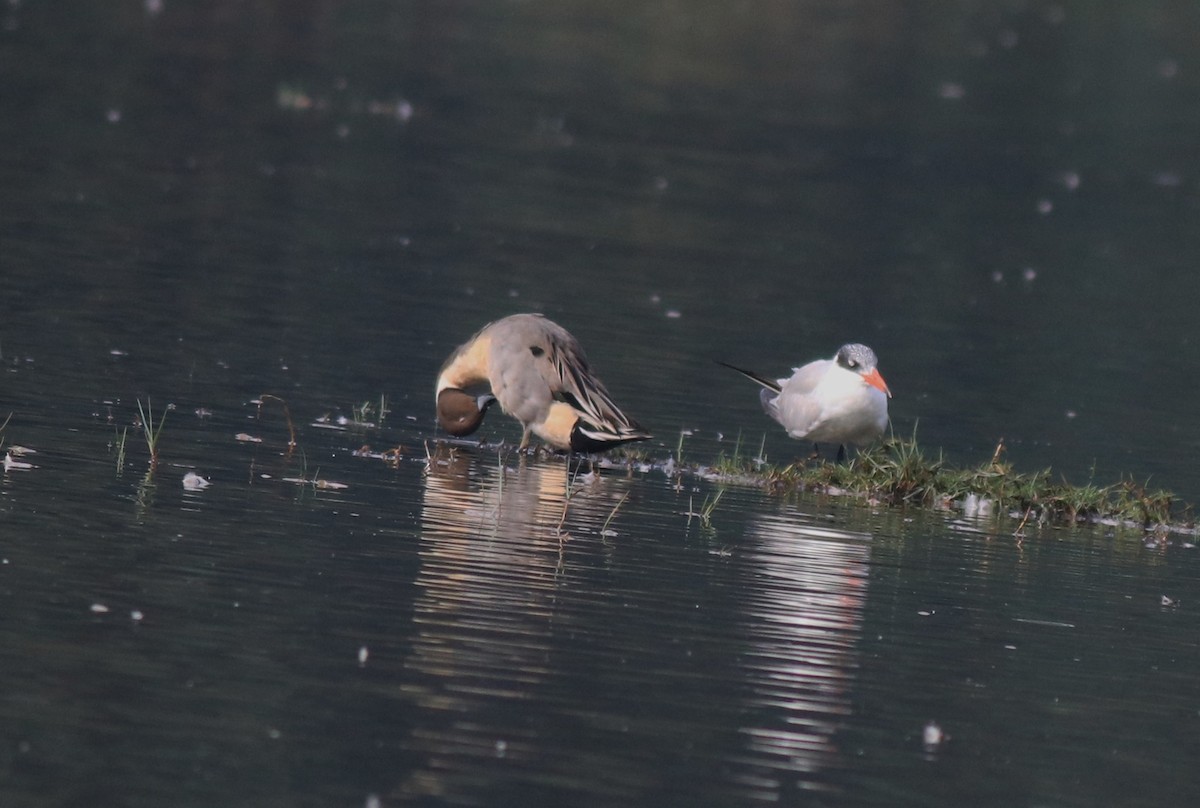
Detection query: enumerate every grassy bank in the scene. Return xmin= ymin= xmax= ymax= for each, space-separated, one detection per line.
xmin=698 ymin=434 xmax=1191 ymax=532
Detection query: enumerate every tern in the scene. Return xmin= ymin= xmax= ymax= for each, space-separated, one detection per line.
xmin=719 ymin=343 xmax=892 ymax=460
xmin=436 ymin=313 xmax=651 ymax=453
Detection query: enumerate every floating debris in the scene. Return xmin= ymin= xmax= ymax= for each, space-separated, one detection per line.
xmin=282 ymin=476 xmax=349 ymax=490
xmin=235 ymin=433 xmax=263 ymax=443
xmin=3 ymin=451 xmax=35 ymax=472
xmin=90 ymin=603 xmax=110 ymax=614
xmin=182 ymin=472 xmax=212 ymax=491
xmin=1012 ymin=617 xmax=1076 ymax=628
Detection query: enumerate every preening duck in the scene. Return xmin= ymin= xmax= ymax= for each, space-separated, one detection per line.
xmin=436 ymin=313 xmax=651 ymax=453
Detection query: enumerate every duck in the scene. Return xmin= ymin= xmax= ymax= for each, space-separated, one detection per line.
xmin=719 ymin=343 xmax=891 ymax=459
xmin=436 ymin=313 xmax=651 ymax=453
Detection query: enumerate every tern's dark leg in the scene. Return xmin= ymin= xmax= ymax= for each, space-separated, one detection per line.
xmin=836 ymin=444 xmax=847 ymax=463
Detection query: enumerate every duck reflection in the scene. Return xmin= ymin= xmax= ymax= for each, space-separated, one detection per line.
xmin=733 ymin=508 xmax=871 ymax=796
xmin=396 ymin=446 xmax=631 ymax=801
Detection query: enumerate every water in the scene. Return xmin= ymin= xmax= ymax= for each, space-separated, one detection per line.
xmin=4 ymin=1 xmax=1200 ymax=805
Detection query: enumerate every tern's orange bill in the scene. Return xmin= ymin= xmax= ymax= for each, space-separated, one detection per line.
xmin=863 ymin=368 xmax=892 ymax=398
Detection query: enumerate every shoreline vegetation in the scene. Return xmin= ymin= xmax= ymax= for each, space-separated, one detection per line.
xmin=6 ymin=398 xmax=1192 ymax=534
xmin=665 ymin=431 xmax=1192 ymax=535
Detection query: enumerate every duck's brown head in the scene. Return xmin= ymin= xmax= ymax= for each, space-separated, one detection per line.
xmin=436 ymin=388 xmax=497 ymax=436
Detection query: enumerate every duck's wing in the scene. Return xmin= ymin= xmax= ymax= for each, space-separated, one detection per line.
xmin=536 ymin=324 xmax=649 ymax=441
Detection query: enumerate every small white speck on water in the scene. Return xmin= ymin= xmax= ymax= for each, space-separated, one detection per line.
xmin=495 ymin=740 xmax=508 ymax=757
xmin=923 ymin=721 xmax=946 ymax=748
xmin=90 ymin=603 xmax=109 ymax=614
xmin=938 ymin=82 xmax=965 ymax=100
xmin=1044 ymin=4 xmax=1066 ymax=24
xmin=665 ymin=309 xmax=682 ymax=319
xmin=131 ymin=610 xmax=144 ymax=622
xmin=1059 ymin=171 xmax=1081 ymax=191
xmin=358 ymin=646 xmax=369 ymax=666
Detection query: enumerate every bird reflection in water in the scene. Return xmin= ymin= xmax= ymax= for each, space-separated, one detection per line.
xmin=394 ymin=445 xmax=633 ymax=802
xmin=732 ymin=510 xmax=871 ymax=798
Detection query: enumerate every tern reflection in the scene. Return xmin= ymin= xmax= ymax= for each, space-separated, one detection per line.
xmin=734 ymin=507 xmax=871 ymax=796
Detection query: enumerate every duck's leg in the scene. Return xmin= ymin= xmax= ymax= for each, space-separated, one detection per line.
xmin=519 ymin=428 xmax=532 ymax=451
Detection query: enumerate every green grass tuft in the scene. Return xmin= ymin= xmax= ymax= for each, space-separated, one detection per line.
xmin=136 ymin=399 xmax=167 ymax=471
xmin=709 ymin=432 xmax=1190 ymax=530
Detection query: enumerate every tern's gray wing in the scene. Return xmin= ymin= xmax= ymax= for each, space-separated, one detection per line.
xmin=778 ymin=358 xmax=832 ymax=397
xmin=772 ymin=358 xmax=834 ymax=438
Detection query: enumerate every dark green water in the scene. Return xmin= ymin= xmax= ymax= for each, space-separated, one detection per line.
xmin=3 ymin=2 xmax=1200 ymax=806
